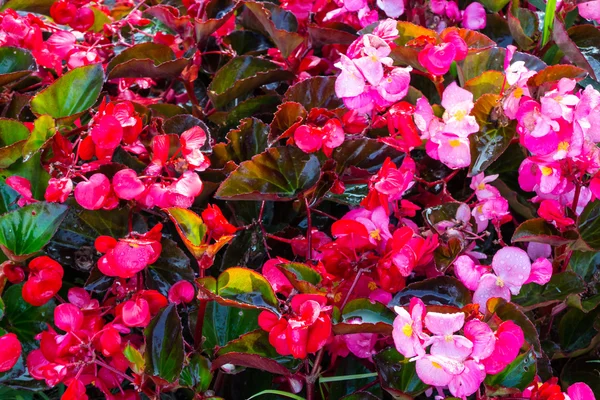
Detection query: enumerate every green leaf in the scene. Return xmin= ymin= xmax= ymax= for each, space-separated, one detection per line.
xmin=277 ymin=262 xmax=322 ymax=285
xmin=0 ymin=118 xmax=30 ymax=169
xmin=77 ymin=205 xmax=130 ymax=238
xmin=202 ymin=303 xmax=260 ymax=352
xmin=214 ymin=329 xmax=298 ymax=374
xmin=180 ymin=354 xmax=213 ymax=393
xmin=469 ymin=94 xmax=517 ymax=177
xmin=373 ymin=347 xmax=428 ymax=396
xmin=0 ymin=47 xmax=37 ymax=87
xmin=552 ymin=20 xmax=596 ymax=79
xmin=567 ymin=24 xmax=600 ymax=81
xmin=269 ymin=102 xmax=307 ymax=144
xmin=283 ymin=76 xmax=343 ymax=110
xmin=0 ymin=153 xmax=50 ymax=200
xmin=211 ymin=118 xmax=269 ymax=166
xmin=334 ymin=299 xmax=396 ymax=335
xmin=507 ymin=1 xmax=538 ymax=50
xmin=241 ymin=2 xmax=304 ymax=58
xmin=390 ymin=276 xmax=472 ymax=308
xmin=0 ymin=202 xmax=68 ymax=258
xmin=0 ymin=0 xmax=55 ymax=14
xmin=569 ymin=250 xmax=600 ymax=281
xmin=164 ymin=207 xmax=207 ymax=259
xmin=464 ymin=71 xmax=505 ymax=100
xmin=558 ymin=307 xmax=600 ymax=354
xmin=485 ymin=348 xmax=537 ymax=392
xmin=560 ymin=357 xmax=600 ymax=395
xmin=215 ymin=146 xmax=320 ymax=201
xmin=512 ymin=272 xmax=585 ymax=310
xmin=577 ymin=200 xmax=600 ymax=251
xmin=459 ymin=47 xmax=546 ymax=83
xmin=2 ymin=284 xmax=55 ymax=351
xmin=30 ymin=64 xmax=104 ymax=119
xmin=106 ymin=43 xmax=189 ymax=80
xmin=144 ymin=304 xmax=184 ymax=383
xmin=512 ymin=218 xmax=573 ymax=246
xmin=194 ymin=0 xmax=241 ymax=43
xmin=0 ymin=181 xmax=19 ymax=215
xmin=146 ymin=238 xmax=195 ymax=296
xmin=22 ymin=116 xmax=55 ymax=162
xmin=307 ymin=23 xmax=358 ymax=47
xmin=197 ymin=267 xmax=280 ymax=314
xmin=207 ymin=56 xmax=293 ymax=109
xmin=541 ymin=0 xmax=557 ymax=46
xmin=333 ymin=139 xmax=404 ymax=175
xmin=123 ymin=344 xmax=145 ymax=374
xmin=479 ymin=0 xmax=511 ymax=12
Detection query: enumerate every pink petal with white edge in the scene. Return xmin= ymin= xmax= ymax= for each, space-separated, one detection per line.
xmin=335 ymin=55 xmax=366 ymax=98
xmin=464 ymin=320 xmax=496 ymax=361
xmin=429 ymin=334 xmax=473 ymax=361
xmin=415 ymin=355 xmax=463 ymax=386
xmin=354 ymin=54 xmax=384 ymax=86
xmin=567 ymin=382 xmax=596 ymax=400
xmin=525 ymin=258 xmax=553 ymax=285
xmin=492 ymin=247 xmax=532 ymax=294
xmin=454 ymin=255 xmax=484 ymax=290
xmin=441 ymin=82 xmax=474 ymax=113
xmin=424 ymin=312 xmax=465 ymax=335
xmin=447 ymin=360 xmax=486 ymax=398
xmin=473 ymin=273 xmax=512 ymax=310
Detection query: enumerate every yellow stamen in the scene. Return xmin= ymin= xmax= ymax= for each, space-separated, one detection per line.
xmin=558 ymin=141 xmax=569 ymax=152
xmin=496 ymin=277 xmax=505 ymax=287
xmin=431 ymin=361 xmax=442 ymax=369
xmin=449 ymin=139 xmax=462 ymax=148
xmin=370 ymin=229 xmax=381 ymax=240
xmin=445 ymin=335 xmax=453 ymax=342
xmin=368 ymin=281 xmax=378 ymax=291
xmin=541 ymin=166 xmax=553 ymax=176
xmin=453 ymin=109 xmax=467 ymax=121
xmin=514 ymin=87 xmax=524 ymax=99
xmin=402 ymin=323 xmax=413 ymax=337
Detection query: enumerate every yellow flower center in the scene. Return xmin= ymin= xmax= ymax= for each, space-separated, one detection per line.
xmin=368 ymin=281 xmax=378 ymax=291
xmin=431 ymin=361 xmax=442 ymax=369
xmin=334 ymin=292 xmax=342 ymax=303
xmin=558 ymin=141 xmax=569 ymax=152
xmin=496 ymin=277 xmax=505 ymax=287
xmin=370 ymin=229 xmax=381 ymax=240
xmin=478 ymin=183 xmax=486 ymax=190
xmin=514 ymin=87 xmax=524 ymax=99
xmin=445 ymin=335 xmax=453 ymax=342
xmin=541 ymin=166 xmax=553 ymax=176
xmin=402 ymin=323 xmax=413 ymax=337
xmin=449 ymin=139 xmax=462 ymax=148
xmin=454 ymin=109 xmax=467 ymax=121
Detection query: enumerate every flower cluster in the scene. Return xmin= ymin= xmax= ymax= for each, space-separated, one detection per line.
xmin=392 ymin=298 xmax=524 ymax=398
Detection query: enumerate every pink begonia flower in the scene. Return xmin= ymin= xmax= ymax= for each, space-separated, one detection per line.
xmin=334 ymin=54 xmax=366 ymax=98
xmin=432 ymin=132 xmax=472 ymax=170
xmin=74 ymin=173 xmax=111 ymax=210
xmin=471 ymin=196 xmax=510 ymax=233
xmin=524 ymin=258 xmax=552 ymax=285
xmin=579 ymin=0 xmax=600 ymax=23
xmin=441 ymin=82 xmax=479 ymax=137
xmin=424 ymin=312 xmax=473 ymax=361
xmin=376 ymin=0 xmax=404 ymax=18
xmin=372 ymin=19 xmax=399 ymax=42
xmin=392 ymin=298 xmax=427 ymax=358
xmin=517 ymin=99 xmax=559 ymax=139
xmin=353 ymin=36 xmax=393 ymax=85
xmin=121 ymin=298 xmax=150 ymax=328
xmin=540 ymin=78 xmax=579 ymax=123
xmin=454 ymin=255 xmax=489 ymax=291
xmin=376 ymin=67 xmax=411 ymax=103
xmin=294 ymin=119 xmax=345 ymax=157
xmin=464 ymin=320 xmax=496 ymax=361
xmin=418 ymin=42 xmax=456 ymax=76
xmin=461 ymin=2 xmax=486 ymax=30
xmin=538 ymin=199 xmax=574 ymax=230
xmin=45 ymin=177 xmax=73 ymax=203
xmin=528 ymin=242 xmax=551 ymax=260
xmin=181 ymin=126 xmax=210 ymax=171
xmin=342 ymin=206 xmax=392 ymax=247
xmin=344 ymin=0 xmax=368 ymax=12
xmin=91 ymin=115 xmax=123 ymax=150
xmin=430 ymin=0 xmax=447 ymax=14
xmin=46 ymin=31 xmax=77 ymax=58
xmin=167 ymin=281 xmax=195 ymax=304
xmin=481 ymin=320 xmax=524 ymax=374
xmin=473 ymin=247 xmax=531 ymax=308
xmin=567 ymin=382 xmax=596 ymax=400
xmin=415 ymin=354 xmax=464 ymax=386
xmin=165 ymin=171 xmax=203 ymax=208
xmin=518 ymin=158 xmax=566 ymax=195
xmin=445 ymin=1 xmax=461 ymax=20
xmin=6 ymin=176 xmax=35 ymax=207
xmin=112 ymin=169 xmax=145 ymax=200
xmin=470 ymin=173 xmax=501 ymax=201
xmin=447 ymin=359 xmax=487 ymax=398
xmin=372 ymin=157 xmax=416 ymax=201
xmin=343 ymin=318 xmax=378 ymax=358
xmin=414 ymin=97 xmax=435 ymax=133
xmin=263 ymin=258 xmax=294 ymax=297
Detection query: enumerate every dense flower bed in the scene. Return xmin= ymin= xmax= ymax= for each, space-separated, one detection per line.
xmin=0 ymin=0 xmax=599 ymax=399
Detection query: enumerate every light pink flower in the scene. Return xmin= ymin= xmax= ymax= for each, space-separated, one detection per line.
xmin=447 ymin=359 xmax=486 ymax=398
xmin=334 ymin=54 xmax=366 ymax=98
xmin=342 ymin=206 xmax=392 ymax=247
xmin=568 ymin=382 xmax=596 ymax=400
xmin=579 ymin=0 xmax=600 ymax=23
xmin=464 ymin=320 xmax=496 ymax=361
xmin=424 ymin=312 xmax=473 ymax=361
xmin=376 ymin=0 xmax=404 ymax=18
xmin=470 ymin=173 xmax=501 ymax=201
xmin=392 ymin=298 xmax=427 ymax=358
xmin=462 ymin=3 xmax=486 ymax=30
xmin=524 ymin=258 xmax=552 ymax=285
xmin=454 ymin=255 xmax=489 ymax=291
xmin=181 ymin=126 xmax=210 ymax=171
xmin=441 ymin=82 xmax=479 ymax=137
xmin=415 ymin=354 xmax=464 ymax=386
